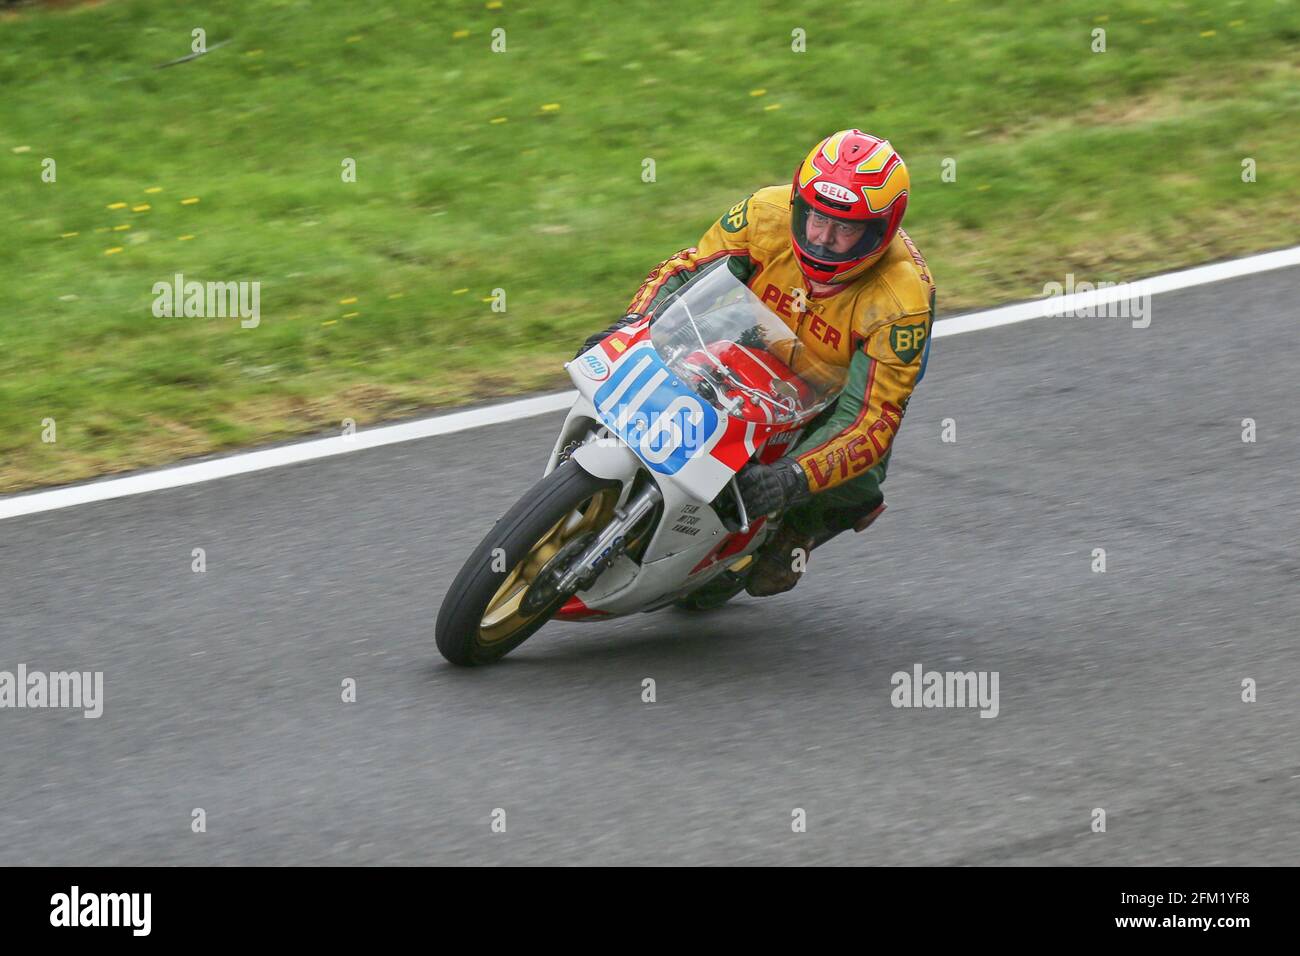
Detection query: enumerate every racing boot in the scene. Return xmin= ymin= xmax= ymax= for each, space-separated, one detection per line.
xmin=745 ymin=502 xmax=886 ymax=597
xmin=675 ymin=561 xmax=751 ymax=612
xmin=745 ymin=524 xmax=817 ymax=597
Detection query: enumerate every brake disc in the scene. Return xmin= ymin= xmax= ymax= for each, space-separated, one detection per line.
xmin=520 ymin=532 xmax=597 ymax=615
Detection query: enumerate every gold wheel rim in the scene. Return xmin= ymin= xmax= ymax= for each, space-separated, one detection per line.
xmin=478 ymin=488 xmax=619 ymax=646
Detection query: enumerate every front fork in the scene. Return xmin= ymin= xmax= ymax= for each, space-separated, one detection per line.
xmin=554 ymin=480 xmax=662 ymax=594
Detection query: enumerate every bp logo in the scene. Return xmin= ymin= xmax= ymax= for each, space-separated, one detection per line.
xmin=578 ymin=353 xmax=610 ymax=381
xmin=889 ymin=321 xmax=928 ymax=363
xmin=720 ymin=195 xmax=751 ymax=233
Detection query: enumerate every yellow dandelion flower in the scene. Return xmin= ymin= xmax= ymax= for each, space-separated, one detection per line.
xmin=322 ymin=319 xmax=337 ymax=326
xmin=749 ymin=89 xmax=766 ymax=97
xmin=340 ymin=296 xmax=358 ymax=305
xmin=179 ymin=235 xmax=195 ymax=241
xmin=104 ymin=247 xmax=124 ymax=255
xmin=132 ymin=204 xmax=151 ymax=212
xmin=1200 ymin=30 xmax=1216 ymax=37
xmin=764 ymin=103 xmax=782 ymax=111
xmin=181 ymin=197 xmax=200 ymax=205
xmin=145 ymin=187 xmax=163 ymax=194
xmin=541 ymin=103 xmax=561 ymax=112
xmin=107 ymin=202 xmax=127 ymax=210
xmin=453 ymin=288 xmax=469 ymax=295
xmin=486 ymin=1 xmax=503 ymax=8
xmin=453 ymin=29 xmax=470 ymax=39
xmin=12 ymin=145 xmax=31 ymax=154
xmin=490 ymin=116 xmax=508 ymax=124
xmin=114 ymin=224 xmax=131 ymax=231
xmin=342 ymin=312 xmax=360 ymax=319
xmin=61 ymin=232 xmax=79 ymax=238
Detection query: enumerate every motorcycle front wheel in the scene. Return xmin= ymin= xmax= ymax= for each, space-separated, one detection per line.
xmin=435 ymin=460 xmax=621 ymax=665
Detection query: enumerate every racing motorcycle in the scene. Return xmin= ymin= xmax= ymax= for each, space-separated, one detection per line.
xmin=435 ymin=262 xmax=846 ymax=665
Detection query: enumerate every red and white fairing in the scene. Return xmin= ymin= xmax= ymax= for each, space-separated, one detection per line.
xmin=548 ymin=319 xmax=814 ymax=617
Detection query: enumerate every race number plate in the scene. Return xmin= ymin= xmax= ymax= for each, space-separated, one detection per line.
xmin=594 ymin=346 xmax=721 ymax=475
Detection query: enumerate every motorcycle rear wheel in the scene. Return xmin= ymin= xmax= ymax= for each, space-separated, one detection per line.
xmin=674 ymin=556 xmax=754 ymax=612
xmin=436 ymin=461 xmax=621 ymax=665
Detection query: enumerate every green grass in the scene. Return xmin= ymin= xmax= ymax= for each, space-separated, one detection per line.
xmin=2 ymin=0 xmax=1298 ymax=491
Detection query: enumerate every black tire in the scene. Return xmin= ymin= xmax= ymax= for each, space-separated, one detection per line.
xmin=674 ymin=569 xmax=748 ymax=612
xmin=436 ymin=461 xmax=621 ymax=666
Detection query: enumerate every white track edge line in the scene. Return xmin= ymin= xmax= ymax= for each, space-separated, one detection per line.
xmin=3 ymin=244 xmax=1299 ymax=520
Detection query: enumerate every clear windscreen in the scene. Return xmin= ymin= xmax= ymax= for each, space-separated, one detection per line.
xmin=648 ymin=261 xmax=846 ymax=425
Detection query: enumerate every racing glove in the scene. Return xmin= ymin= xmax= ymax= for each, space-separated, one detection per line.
xmin=574 ymin=313 xmax=644 ymax=359
xmin=736 ymin=456 xmax=810 ymax=517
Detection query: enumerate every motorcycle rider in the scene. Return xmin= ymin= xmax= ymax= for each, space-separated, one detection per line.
xmin=577 ymin=129 xmax=936 ymax=598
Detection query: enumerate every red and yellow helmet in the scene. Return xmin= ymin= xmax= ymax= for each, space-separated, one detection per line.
xmin=790 ymin=129 xmax=909 ymax=284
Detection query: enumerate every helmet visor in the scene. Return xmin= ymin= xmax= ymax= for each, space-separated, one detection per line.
xmin=792 ymin=195 xmax=888 ymax=264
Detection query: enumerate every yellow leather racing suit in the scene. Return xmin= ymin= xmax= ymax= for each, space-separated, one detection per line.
xmin=624 ymin=185 xmax=936 ymax=537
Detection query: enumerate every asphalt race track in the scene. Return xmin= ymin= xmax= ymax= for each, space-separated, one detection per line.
xmin=2 ymin=267 xmax=1297 ymax=865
